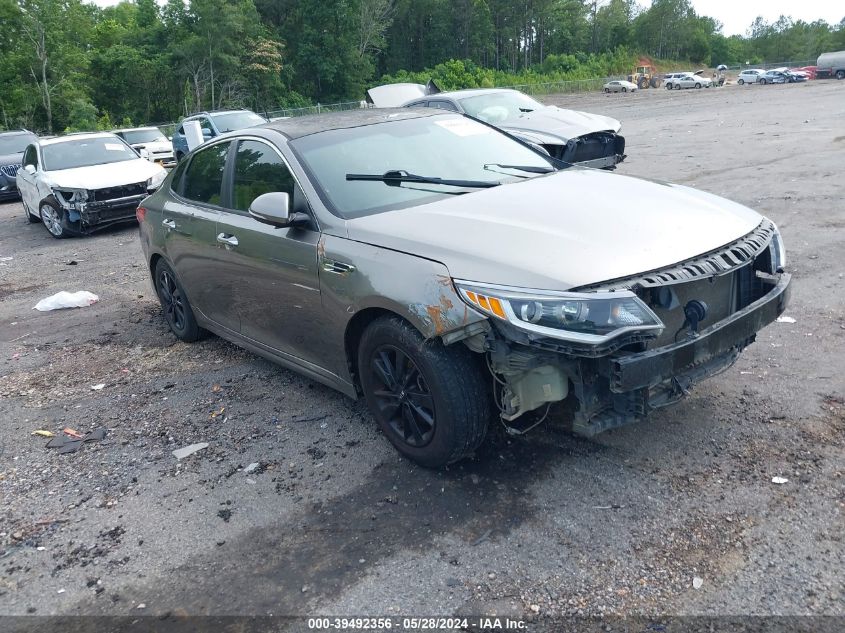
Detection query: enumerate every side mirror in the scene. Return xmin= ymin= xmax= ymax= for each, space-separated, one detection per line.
xmin=247 ymin=192 xmax=301 ymax=228
xmin=202 ymin=128 xmax=213 ymax=138
xmin=24 ymin=164 xmax=36 ymax=174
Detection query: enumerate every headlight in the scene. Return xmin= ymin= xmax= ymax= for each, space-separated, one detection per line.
xmin=146 ymin=169 xmax=167 ymax=191
xmin=53 ymin=188 xmax=89 ymax=207
xmin=770 ymin=222 xmax=786 ymax=270
xmin=455 ymin=281 xmax=664 ymax=344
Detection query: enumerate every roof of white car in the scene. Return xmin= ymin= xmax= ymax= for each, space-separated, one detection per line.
xmin=38 ymin=132 xmax=119 ymax=146
xmin=113 ymin=126 xmax=161 ymax=133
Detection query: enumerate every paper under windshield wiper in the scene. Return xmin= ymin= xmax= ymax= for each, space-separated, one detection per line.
xmin=345 ymin=170 xmax=500 ymax=189
xmin=484 ymin=163 xmax=554 ymax=174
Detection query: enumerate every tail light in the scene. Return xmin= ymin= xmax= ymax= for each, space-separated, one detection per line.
xmin=136 ymin=206 xmax=147 ymax=223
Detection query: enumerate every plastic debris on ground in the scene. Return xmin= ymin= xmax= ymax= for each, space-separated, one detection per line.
xmin=172 ymin=442 xmax=209 ymax=460
xmin=776 ymin=316 xmax=796 ymax=324
xmin=244 ymin=462 xmax=260 ymax=474
xmin=771 ymin=476 xmax=789 ymax=484
xmin=693 ymin=576 xmax=704 ymax=589
xmin=32 ymin=430 xmax=55 ymax=438
xmin=91 ymin=383 xmax=106 ymax=391
xmin=34 ymin=291 xmax=99 ymax=312
xmin=46 ymin=428 xmax=107 ymax=454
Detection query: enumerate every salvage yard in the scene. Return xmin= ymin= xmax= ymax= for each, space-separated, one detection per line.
xmin=1 ymin=80 xmax=844 ymax=624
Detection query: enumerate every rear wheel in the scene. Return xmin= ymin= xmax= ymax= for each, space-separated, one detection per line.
xmin=760 ymin=79 xmax=767 ymax=85
xmin=695 ymin=82 xmax=701 ymax=89
xmin=154 ymin=259 xmax=204 ymax=342
xmin=621 ymin=87 xmax=627 ymax=92
xmin=358 ymin=316 xmax=490 ymax=468
xmin=738 ymin=78 xmax=745 ymax=85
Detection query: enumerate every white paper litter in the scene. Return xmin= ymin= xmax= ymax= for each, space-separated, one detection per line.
xmin=693 ymin=576 xmax=704 ymax=589
xmin=172 ymin=442 xmax=209 ymax=460
xmin=91 ymin=383 xmax=106 ymax=391
xmin=776 ymin=316 xmax=796 ymax=324
xmin=34 ymin=291 xmax=99 ymax=312
xmin=771 ymin=476 xmax=789 ymax=484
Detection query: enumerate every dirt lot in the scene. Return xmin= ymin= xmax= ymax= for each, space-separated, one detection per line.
xmin=1 ymin=81 xmax=843 ymax=627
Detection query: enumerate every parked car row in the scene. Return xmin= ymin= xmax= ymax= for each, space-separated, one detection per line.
xmin=737 ymin=67 xmax=810 ymax=84
xmin=2 ymin=92 xmax=793 ymax=467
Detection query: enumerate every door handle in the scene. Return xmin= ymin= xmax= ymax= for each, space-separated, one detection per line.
xmin=162 ymin=219 xmax=176 ymax=229
xmin=217 ymin=233 xmax=239 ymax=247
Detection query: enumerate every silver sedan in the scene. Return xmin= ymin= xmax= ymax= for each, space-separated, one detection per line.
xmin=603 ymin=80 xmax=638 ymax=93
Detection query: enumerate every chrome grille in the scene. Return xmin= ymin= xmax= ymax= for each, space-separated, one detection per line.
xmin=582 ymin=219 xmax=776 ymax=292
xmin=0 ymin=164 xmax=20 ymax=179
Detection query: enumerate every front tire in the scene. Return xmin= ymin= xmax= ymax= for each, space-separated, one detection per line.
xmin=604 ymin=88 xmax=610 ymax=93
xmin=738 ymin=78 xmax=745 ymax=85
xmin=154 ymin=259 xmax=204 ymax=342
xmin=39 ymin=197 xmax=70 ymax=239
xmin=621 ymin=87 xmax=627 ymax=92
xmin=760 ymin=79 xmax=767 ymax=85
xmin=837 ymin=70 xmax=845 ymax=80
xmin=358 ymin=316 xmax=490 ymax=468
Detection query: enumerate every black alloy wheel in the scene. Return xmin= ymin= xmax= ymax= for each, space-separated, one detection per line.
xmin=154 ymin=260 xmax=203 ymax=342
xmin=358 ymin=316 xmax=490 ymax=468
xmin=370 ymin=344 xmax=435 ymax=448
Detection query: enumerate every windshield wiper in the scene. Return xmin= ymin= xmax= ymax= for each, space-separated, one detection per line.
xmin=346 ymin=170 xmax=500 ymax=189
xmin=484 ymin=163 xmax=554 ymax=174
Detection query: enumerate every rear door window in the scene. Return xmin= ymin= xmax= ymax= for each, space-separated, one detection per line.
xmin=181 ymin=142 xmax=230 ymax=206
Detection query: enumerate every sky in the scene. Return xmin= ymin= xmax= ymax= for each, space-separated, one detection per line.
xmin=89 ymin=0 xmax=844 ymax=38
xmin=689 ymin=0 xmax=842 ymax=36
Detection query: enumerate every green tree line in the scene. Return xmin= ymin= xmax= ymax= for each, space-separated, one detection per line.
xmin=1 ymin=0 xmax=843 ymax=134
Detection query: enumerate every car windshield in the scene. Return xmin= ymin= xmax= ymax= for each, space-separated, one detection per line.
xmin=118 ymin=129 xmax=166 ymax=144
xmin=0 ymin=134 xmax=36 ymax=155
xmin=41 ymin=137 xmax=137 ymax=171
xmin=456 ymin=92 xmax=545 ymax=124
xmin=292 ymin=113 xmax=554 ymax=219
xmin=210 ymin=111 xmax=266 ymax=133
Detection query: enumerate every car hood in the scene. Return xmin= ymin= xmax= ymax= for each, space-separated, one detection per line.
xmin=498 ymin=106 xmax=621 ymax=144
xmin=45 ymin=159 xmax=164 ymax=190
xmin=0 ymin=152 xmax=23 ymax=165
xmin=346 ymin=169 xmax=763 ymax=290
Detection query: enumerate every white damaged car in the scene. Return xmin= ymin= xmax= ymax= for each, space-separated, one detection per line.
xmin=366 ymin=83 xmax=625 ymax=169
xmin=16 ymin=132 xmax=166 ymax=238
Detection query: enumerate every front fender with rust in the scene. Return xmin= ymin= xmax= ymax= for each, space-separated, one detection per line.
xmin=318 ymin=234 xmax=488 ymax=378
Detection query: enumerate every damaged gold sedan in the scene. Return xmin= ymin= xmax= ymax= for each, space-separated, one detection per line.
xmin=138 ymin=109 xmax=790 ymax=467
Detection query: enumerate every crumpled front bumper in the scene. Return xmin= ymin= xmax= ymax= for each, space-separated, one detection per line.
xmin=569 ymin=272 xmax=791 ymax=435
xmin=62 ymin=194 xmax=147 ymax=232
xmin=611 ymin=272 xmax=791 ymax=393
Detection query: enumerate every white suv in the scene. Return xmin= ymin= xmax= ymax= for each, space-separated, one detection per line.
xmin=737 ymin=69 xmax=765 ymax=85
xmin=664 ymin=72 xmax=691 ymax=89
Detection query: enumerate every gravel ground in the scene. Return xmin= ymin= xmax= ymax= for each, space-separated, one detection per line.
xmin=0 ymin=80 xmax=843 ymax=626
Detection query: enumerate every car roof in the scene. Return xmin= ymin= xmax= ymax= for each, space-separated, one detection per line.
xmin=113 ymin=126 xmax=161 ymax=132
xmin=0 ymin=129 xmax=35 ymax=137
xmin=262 ymin=108 xmax=441 ymax=140
xmin=38 ymin=132 xmax=120 ymax=146
xmin=427 ymin=88 xmax=518 ymax=100
xmin=185 ymin=110 xmax=254 ymax=120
